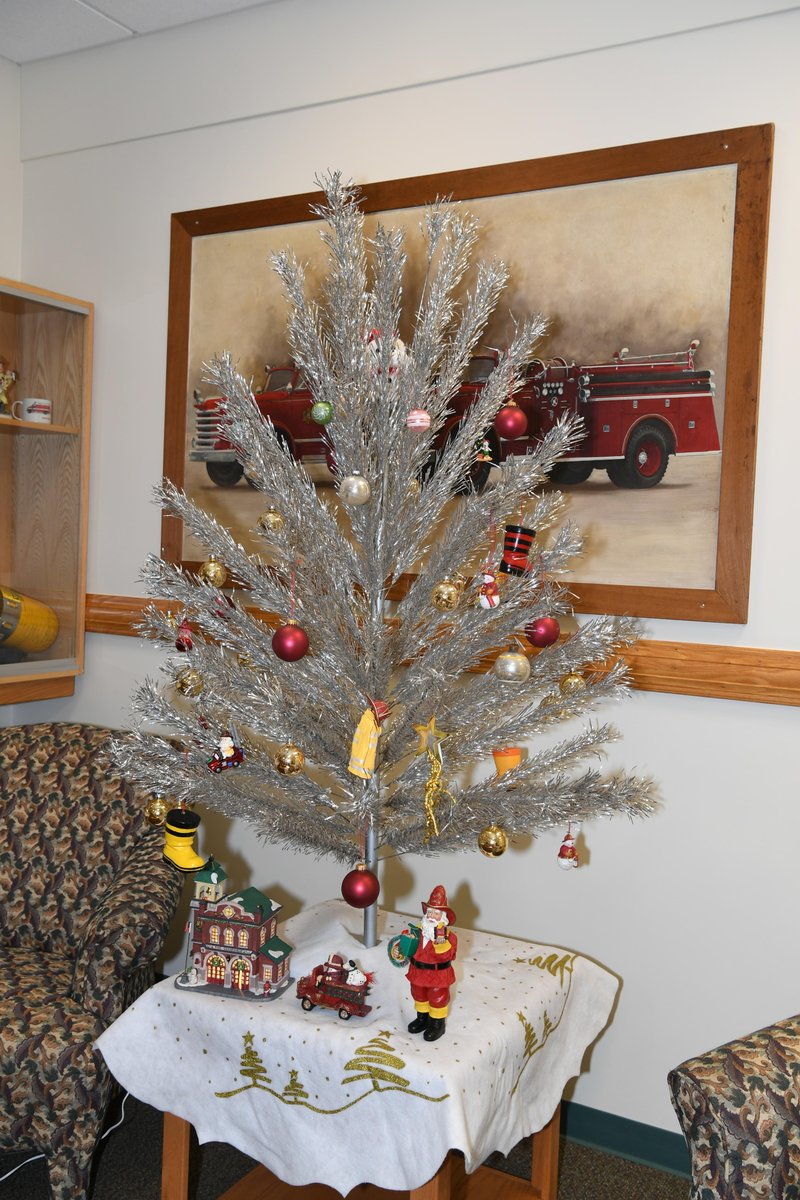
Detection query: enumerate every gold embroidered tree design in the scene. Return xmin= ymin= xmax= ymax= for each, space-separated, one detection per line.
xmin=216 ymin=1028 xmax=448 ymax=1108
xmin=342 ymin=1030 xmax=410 ymax=1091
xmin=216 ymin=1031 xmax=271 ymax=1096
xmin=282 ymin=1069 xmax=309 ymax=1103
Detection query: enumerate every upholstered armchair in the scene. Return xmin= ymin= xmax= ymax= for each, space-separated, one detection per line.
xmin=669 ymin=1015 xmax=800 ymax=1199
xmin=0 ymin=722 xmax=183 ymax=1200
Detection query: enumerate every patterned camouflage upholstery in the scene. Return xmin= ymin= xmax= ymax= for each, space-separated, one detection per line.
xmin=668 ymin=1016 xmax=800 ymax=1199
xmin=0 ymin=722 xmax=183 ymax=1200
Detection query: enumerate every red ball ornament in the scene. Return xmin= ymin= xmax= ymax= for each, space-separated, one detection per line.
xmin=272 ymin=621 xmax=310 ymax=662
xmin=494 ymin=402 xmax=528 ymax=440
xmin=341 ymin=863 xmax=380 ymax=909
xmin=525 ymin=617 xmax=561 ymax=648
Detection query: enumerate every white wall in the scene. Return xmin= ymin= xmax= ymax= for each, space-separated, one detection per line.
xmin=7 ymin=0 xmax=800 ymax=1134
xmin=0 ymin=55 xmax=21 ymax=278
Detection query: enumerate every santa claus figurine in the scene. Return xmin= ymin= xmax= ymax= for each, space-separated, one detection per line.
xmin=406 ymin=885 xmax=458 ymax=1043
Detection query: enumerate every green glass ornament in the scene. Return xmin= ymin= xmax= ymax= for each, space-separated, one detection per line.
xmin=310 ymin=400 xmax=334 ymax=426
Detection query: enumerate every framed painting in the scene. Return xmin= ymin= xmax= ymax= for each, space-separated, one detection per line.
xmin=161 ymin=124 xmax=773 ymax=622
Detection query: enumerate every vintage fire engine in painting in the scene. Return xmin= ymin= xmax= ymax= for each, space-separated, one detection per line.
xmin=190 ymin=340 xmax=719 ymax=491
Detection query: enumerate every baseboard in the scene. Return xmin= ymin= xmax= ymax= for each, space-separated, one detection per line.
xmin=561 ymin=1101 xmax=691 ymax=1178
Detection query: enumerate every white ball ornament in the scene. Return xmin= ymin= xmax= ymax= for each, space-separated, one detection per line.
xmin=494 ymin=650 xmax=531 ymax=683
xmin=338 ymin=472 xmax=372 ymax=506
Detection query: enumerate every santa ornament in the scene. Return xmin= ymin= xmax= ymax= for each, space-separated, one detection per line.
xmin=557 ymin=825 xmax=580 ymax=870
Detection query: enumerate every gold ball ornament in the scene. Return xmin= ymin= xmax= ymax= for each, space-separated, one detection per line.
xmin=431 ymin=577 xmax=462 ymax=612
xmin=257 ymin=506 xmax=284 ymax=535
xmin=273 ymin=742 xmax=305 ymax=776
xmin=175 ymin=666 xmax=204 ymax=697
xmin=338 ymin=472 xmax=372 ymax=506
xmin=560 ymin=671 xmax=587 ymax=696
xmin=197 ymin=555 xmax=228 ymax=588
xmin=144 ymin=793 xmax=169 ymax=826
xmin=494 ymin=650 xmax=531 ymax=683
xmin=478 ymin=823 xmax=509 ymax=857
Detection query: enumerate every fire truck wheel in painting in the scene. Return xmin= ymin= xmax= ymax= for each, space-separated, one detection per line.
xmin=607 ymin=419 xmax=673 ymax=489
xmin=206 ymin=459 xmax=245 ymax=488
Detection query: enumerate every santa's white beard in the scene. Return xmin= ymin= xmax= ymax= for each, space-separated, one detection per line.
xmin=421 ymin=914 xmax=448 ymax=945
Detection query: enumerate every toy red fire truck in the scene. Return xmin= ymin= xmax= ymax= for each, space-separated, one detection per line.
xmin=296 ymin=954 xmax=372 ymax=1020
xmin=190 ymin=340 xmax=719 ymax=492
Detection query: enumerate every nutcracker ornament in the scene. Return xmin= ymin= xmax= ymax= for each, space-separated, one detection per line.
xmin=403 ymin=885 xmax=457 ymax=1043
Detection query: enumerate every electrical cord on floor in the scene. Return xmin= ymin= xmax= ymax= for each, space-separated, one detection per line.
xmin=0 ymin=1091 xmax=131 ymax=1184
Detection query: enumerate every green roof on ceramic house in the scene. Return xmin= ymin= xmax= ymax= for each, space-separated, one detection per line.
xmin=195 ymin=857 xmax=228 ymax=885
xmin=258 ymin=936 xmax=293 ymax=963
xmin=231 ymin=887 xmax=282 ymax=917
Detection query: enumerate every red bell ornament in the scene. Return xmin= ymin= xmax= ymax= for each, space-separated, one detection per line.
xmin=525 ymin=617 xmax=560 ymax=648
xmin=494 ymin=401 xmax=528 ymax=440
xmin=272 ymin=621 xmax=310 ymax=662
xmin=341 ymin=863 xmax=381 ymax=909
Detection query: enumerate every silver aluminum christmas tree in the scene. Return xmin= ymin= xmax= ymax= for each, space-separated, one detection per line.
xmin=114 ymin=173 xmax=655 ymax=946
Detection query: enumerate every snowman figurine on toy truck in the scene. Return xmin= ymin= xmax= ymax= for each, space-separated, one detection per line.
xmin=388 ymin=886 xmax=457 ymax=1043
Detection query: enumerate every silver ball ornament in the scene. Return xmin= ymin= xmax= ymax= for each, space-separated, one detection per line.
xmin=494 ymin=650 xmax=531 ymax=683
xmin=339 ymin=472 xmax=372 ymax=506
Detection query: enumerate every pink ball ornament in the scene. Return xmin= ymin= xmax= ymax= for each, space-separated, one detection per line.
xmin=341 ymin=863 xmax=381 ymax=908
xmin=494 ymin=403 xmax=529 ymax=440
xmin=407 ymin=407 xmax=432 ymax=432
xmin=525 ymin=617 xmax=561 ymax=648
xmin=272 ymin=621 xmax=310 ymax=662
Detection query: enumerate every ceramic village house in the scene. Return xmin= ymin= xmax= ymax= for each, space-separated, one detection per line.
xmin=188 ymin=859 xmax=293 ymax=994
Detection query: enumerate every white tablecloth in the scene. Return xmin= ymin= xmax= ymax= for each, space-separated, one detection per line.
xmin=96 ymin=901 xmax=618 ymax=1194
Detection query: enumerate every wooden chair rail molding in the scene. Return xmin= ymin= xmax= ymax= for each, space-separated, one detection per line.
xmin=85 ymin=594 xmax=800 ymax=707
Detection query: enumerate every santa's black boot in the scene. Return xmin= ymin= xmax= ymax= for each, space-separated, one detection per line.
xmin=423 ymin=1017 xmax=446 ymax=1042
xmin=408 ymin=1012 xmax=429 ymax=1034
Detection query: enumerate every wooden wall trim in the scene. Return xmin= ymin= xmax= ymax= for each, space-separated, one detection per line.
xmin=85 ymin=594 xmax=800 ymax=707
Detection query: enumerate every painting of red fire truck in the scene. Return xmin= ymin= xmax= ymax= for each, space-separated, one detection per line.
xmin=190 ymin=339 xmax=719 ymax=492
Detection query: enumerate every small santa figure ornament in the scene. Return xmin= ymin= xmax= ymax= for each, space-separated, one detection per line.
xmin=557 ymin=825 xmax=580 ymax=870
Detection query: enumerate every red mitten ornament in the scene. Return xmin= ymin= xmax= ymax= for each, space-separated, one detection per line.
xmin=341 ymin=863 xmax=380 ymax=909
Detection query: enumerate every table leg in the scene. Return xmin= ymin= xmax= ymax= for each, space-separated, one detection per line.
xmin=529 ymin=1103 xmax=560 ymax=1200
xmin=411 ymin=1149 xmax=453 ymax=1200
xmin=161 ymin=1111 xmax=191 ymax=1200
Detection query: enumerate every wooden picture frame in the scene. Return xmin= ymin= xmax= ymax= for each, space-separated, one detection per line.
xmin=161 ymin=125 xmax=772 ymax=625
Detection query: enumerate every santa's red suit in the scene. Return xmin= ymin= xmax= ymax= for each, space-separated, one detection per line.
xmin=407 ymin=926 xmax=458 ymax=1017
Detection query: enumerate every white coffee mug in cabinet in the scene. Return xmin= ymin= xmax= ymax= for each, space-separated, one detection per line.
xmin=12 ymin=397 xmax=52 ymax=423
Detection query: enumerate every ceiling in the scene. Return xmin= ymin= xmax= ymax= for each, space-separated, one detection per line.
xmin=0 ymin=0 xmax=285 ymax=64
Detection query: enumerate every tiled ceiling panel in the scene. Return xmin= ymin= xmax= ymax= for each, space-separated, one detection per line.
xmin=0 ymin=0 xmax=283 ymax=63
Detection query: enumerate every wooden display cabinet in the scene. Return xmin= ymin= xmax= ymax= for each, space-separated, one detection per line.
xmin=0 ymin=276 xmax=92 ymax=704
